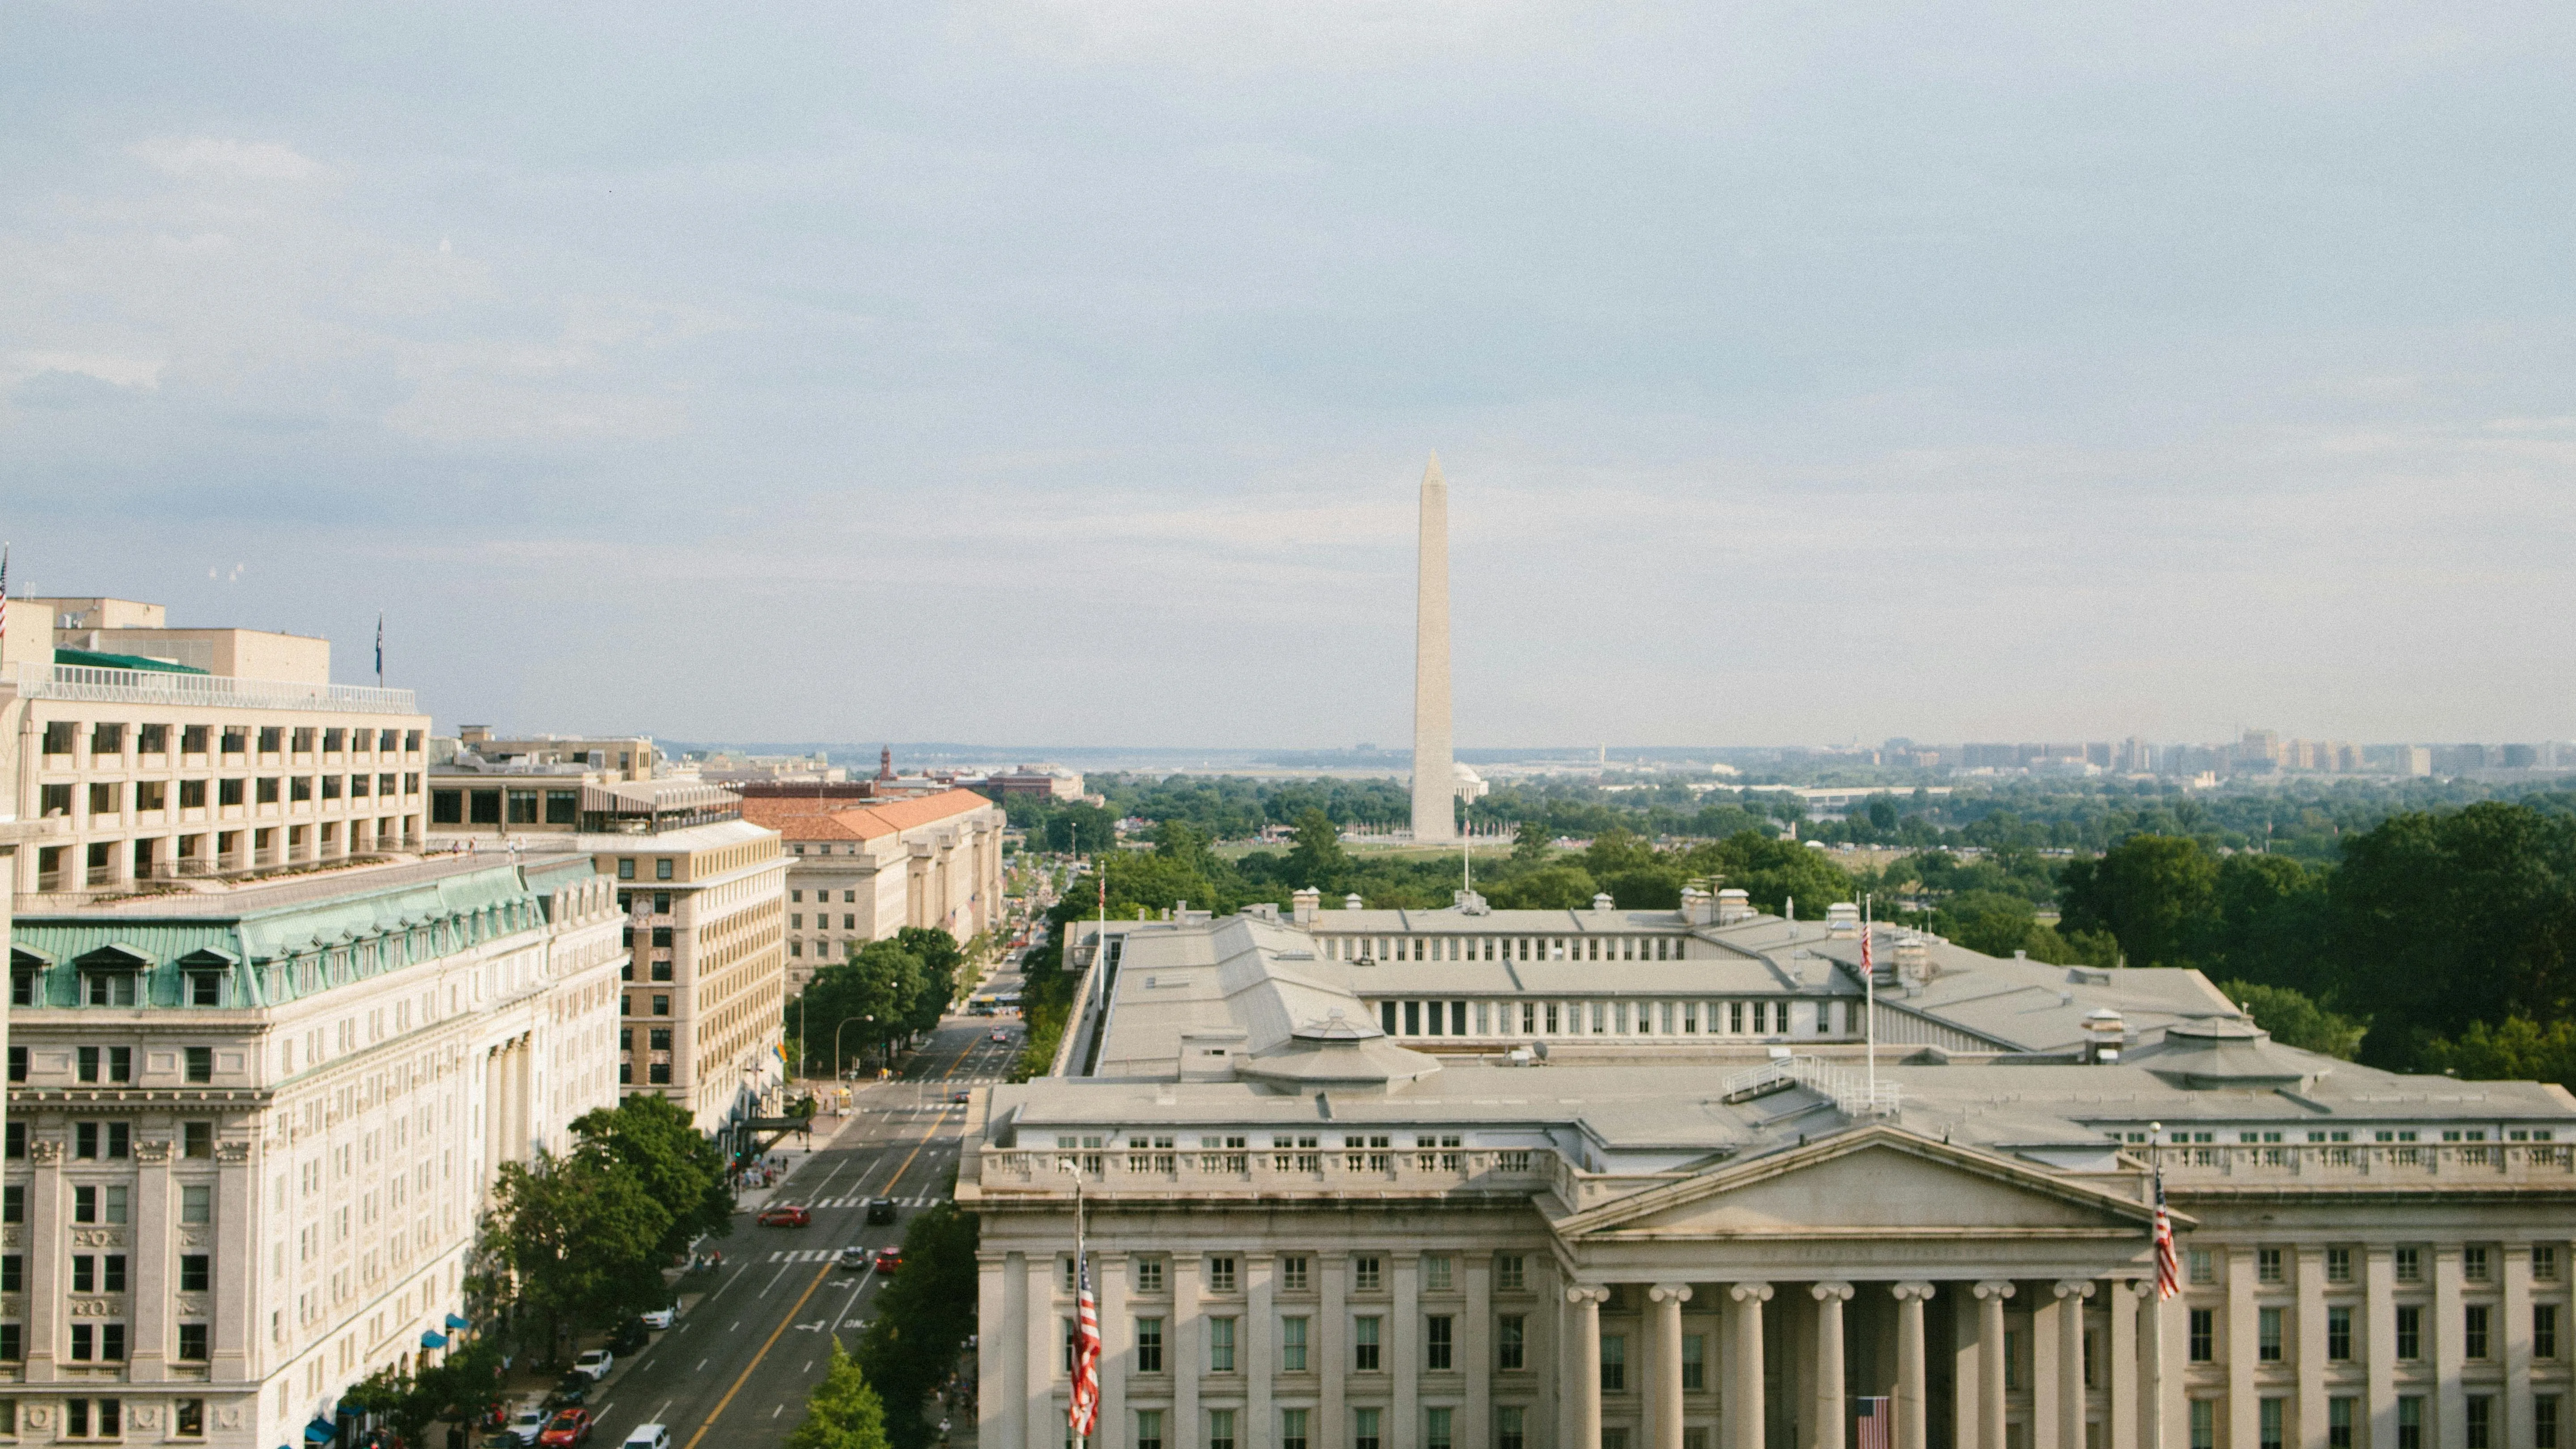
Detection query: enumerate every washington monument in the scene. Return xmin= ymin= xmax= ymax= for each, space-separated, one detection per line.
xmin=1410 ymin=454 xmax=1455 ymax=842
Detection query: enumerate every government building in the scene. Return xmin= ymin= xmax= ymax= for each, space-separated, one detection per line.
xmin=966 ymin=893 xmax=2576 ymax=1449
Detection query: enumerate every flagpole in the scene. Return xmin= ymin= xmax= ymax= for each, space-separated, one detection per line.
xmin=1864 ymin=892 xmax=1877 ymax=1104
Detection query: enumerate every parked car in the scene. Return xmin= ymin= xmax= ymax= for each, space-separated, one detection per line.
xmin=610 ymin=1318 xmax=650 ymax=1354
xmin=538 ymin=1408 xmax=593 ymax=1447
xmin=573 ymin=1348 xmax=614 ymax=1381
xmin=838 ymin=1245 xmax=870 ymax=1270
xmin=640 ymin=1304 xmax=677 ymax=1330
xmin=507 ymin=1407 xmax=551 ymax=1445
xmin=873 ymin=1246 xmax=903 ymax=1274
xmin=865 ymin=1197 xmax=898 ymax=1224
xmin=621 ymin=1428 xmax=672 ymax=1449
xmin=756 ymin=1205 xmax=811 ymax=1228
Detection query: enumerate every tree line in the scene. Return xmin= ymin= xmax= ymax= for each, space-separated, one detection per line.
xmin=787 ymin=926 xmax=970 ymax=1077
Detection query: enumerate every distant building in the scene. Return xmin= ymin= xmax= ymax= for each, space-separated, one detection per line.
xmin=451 ymin=726 xmax=660 ymax=781
xmin=695 ymin=753 xmax=846 ymax=786
xmin=738 ymin=789 xmax=1004 ymax=987
xmin=981 ymin=767 xmax=1086 ymax=801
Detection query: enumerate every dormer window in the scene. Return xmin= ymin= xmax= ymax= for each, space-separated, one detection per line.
xmin=74 ymin=944 xmax=151 ymax=1007
xmin=176 ymin=949 xmax=238 ymax=1008
xmin=9 ymin=945 xmax=49 ymax=1008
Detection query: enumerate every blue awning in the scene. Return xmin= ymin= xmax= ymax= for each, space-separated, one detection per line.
xmin=446 ymin=1313 xmax=470 ymax=1330
xmin=305 ymin=1421 xmax=338 ymax=1443
xmin=419 ymin=1330 xmax=449 ymax=1349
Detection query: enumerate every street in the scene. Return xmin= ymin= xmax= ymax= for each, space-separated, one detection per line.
xmin=568 ymin=996 xmax=1020 ymax=1449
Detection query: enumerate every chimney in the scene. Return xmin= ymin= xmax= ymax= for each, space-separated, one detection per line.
xmin=1715 ymin=889 xmax=1754 ymax=925
xmin=1825 ymin=902 xmax=1860 ymax=937
xmin=1344 ymin=893 xmax=1365 ymax=911
xmin=1292 ymin=887 xmax=1322 ymax=925
xmin=1680 ymin=886 xmax=1714 ymax=926
xmin=1894 ymin=933 xmax=1930 ymax=986
xmin=1591 ymin=893 xmax=1615 ymax=912
xmin=460 ymin=725 xmax=491 ymax=744
xmin=2082 ymin=1008 xmax=2126 ymax=1064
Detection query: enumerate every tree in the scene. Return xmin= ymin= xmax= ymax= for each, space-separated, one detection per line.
xmin=1669 ymin=832 xmax=1854 ymax=920
xmin=2214 ymin=981 xmax=2368 ymax=1060
xmin=1286 ymin=808 xmax=1348 ymax=889
xmin=2209 ymin=853 xmax=2331 ymax=996
xmin=569 ymin=1094 xmax=733 ymax=1260
xmin=1042 ymin=803 xmax=1115 ymax=855
xmin=856 ymin=1202 xmax=981 ymax=1449
xmin=2418 ymin=1017 xmax=2576 ymax=1091
xmin=2056 ymin=835 xmax=2220 ymax=969
xmin=1484 ymin=865 xmax=1600 ymax=910
xmin=895 ymin=927 xmax=967 ymax=1037
xmin=479 ymin=1149 xmax=672 ymax=1361
xmin=787 ymin=1342 xmax=893 ymax=1449
xmin=1510 ymin=820 xmax=1551 ymax=864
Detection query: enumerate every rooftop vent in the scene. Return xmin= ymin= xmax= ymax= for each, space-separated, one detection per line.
xmin=1591 ymin=893 xmax=1615 ymax=912
xmin=1344 ymin=894 xmax=1365 ymax=911
xmin=1680 ymin=886 xmax=1714 ymax=926
xmin=2082 ymin=1008 xmax=2126 ymax=1064
xmin=1292 ymin=887 xmax=1322 ymax=925
xmin=1714 ymin=888 xmax=1755 ymax=925
xmin=1825 ymin=902 xmax=1861 ymax=937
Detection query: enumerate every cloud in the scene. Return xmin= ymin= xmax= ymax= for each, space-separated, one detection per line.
xmin=129 ymin=136 xmax=327 ymax=182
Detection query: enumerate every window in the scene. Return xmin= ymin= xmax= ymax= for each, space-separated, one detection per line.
xmin=1682 ymin=1333 xmax=1706 ymax=1390
xmin=1497 ymin=1407 xmax=1526 ymax=1449
xmin=1136 ymin=1411 xmax=1164 ymax=1449
xmin=1355 ymin=1314 xmax=1381 ymax=1370
xmin=42 ymin=720 xmax=76 ymax=755
xmin=1427 ymin=1407 xmax=1454 ymax=1449
xmin=1496 ymin=1254 xmax=1525 ymax=1291
xmin=181 ymin=1185 xmax=212 ymax=1224
xmin=2539 ymin=1246 xmax=2561 ymax=1282
xmin=2539 ymin=1396 xmax=2562 ymax=1449
xmin=180 ymin=1254 xmax=210 ymax=1292
xmin=648 ymin=1063 xmax=672 ymax=1084
xmin=1208 ymin=1255 xmax=1237 ymax=1293
xmin=657 ymin=858 xmax=674 ymax=880
xmin=2465 ymin=1247 xmax=2491 ymax=1283
xmin=1427 ymin=1314 xmax=1454 ymax=1369
xmin=2398 ymin=1305 xmax=2422 ymax=1359
xmin=1135 ymin=1317 xmax=1163 ymax=1372
xmin=1281 ymin=1316 xmax=1309 ymax=1372
xmin=185 ymin=1046 xmax=213 ymax=1082
xmin=467 ymin=789 xmax=500 ymax=823
xmin=4 ymin=1048 xmax=19 ymax=1083
xmin=2466 ymin=1304 xmax=2490 ymax=1360
xmin=1282 ymin=1255 xmax=1309 ymax=1292
xmin=1282 ymin=1408 xmax=1309 ymax=1449
xmin=2328 ymin=1306 xmax=2352 ymax=1360
xmin=1209 ymin=1316 xmax=1237 ymax=1372
xmin=1137 ymin=1257 xmax=1165 ymax=1293
xmin=2190 ymin=1400 xmax=2216 ymax=1449
xmin=103 ymin=1255 xmax=127 ymax=1293
xmin=1424 ymin=1254 xmax=1452 ymax=1291
xmin=73 ymin=1254 xmax=95 ymax=1292
xmin=432 ymin=790 xmax=465 ymax=824
xmin=2189 ymin=1309 xmax=2215 ymax=1362
xmin=0 ymin=1257 xmax=15 ymax=1292
xmin=1499 ymin=1313 xmax=1526 ymax=1371
xmin=1209 ymin=1410 xmax=1237 ymax=1449
xmin=184 ymin=1121 xmax=214 ymax=1157
xmin=617 ymin=858 xmax=635 ymax=881
xmin=178 ymin=1322 xmax=209 ymax=1360
xmin=187 ymin=971 xmax=222 ymax=1005
xmin=2258 ymin=1247 xmax=2283 ymax=1284
xmin=0 ymin=1325 xmax=17 ymax=1361
xmin=2540 ymin=1304 xmax=2560 ymax=1360
xmin=2 ymin=1186 xmax=20 ymax=1223
xmin=1354 ymin=1408 xmax=1381 ymax=1449
xmin=2399 ymin=1398 xmax=2424 ymax=1449
xmin=2 ymin=1123 xmax=17 ymax=1159
xmin=2328 ymin=1398 xmax=2356 ymax=1449
xmin=2188 ymin=1249 xmax=2216 ymax=1286
xmin=78 ymin=1046 xmax=133 ymax=1083
xmin=176 ymin=1398 xmax=204 ymax=1437
xmin=2396 ymin=1247 xmax=2422 ymax=1283
xmin=1355 ymin=1255 xmax=1382 ymax=1292
xmin=652 ymin=995 xmax=670 ymax=1016
xmin=1601 ymin=1332 xmax=1627 ymax=1391
xmin=2260 ymin=1399 xmax=2284 ymax=1449
xmin=2258 ymin=1307 xmax=2283 ymax=1362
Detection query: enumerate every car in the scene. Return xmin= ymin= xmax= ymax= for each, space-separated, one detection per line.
xmin=865 ymin=1197 xmax=898 ymax=1225
xmin=873 ymin=1246 xmax=903 ymax=1273
xmin=543 ymin=1380 xmax=588 ymax=1411
xmin=990 ymin=1030 xmax=1010 ymax=1043
xmin=573 ymin=1348 xmax=614 ymax=1380
xmin=950 ymin=1089 xmax=972 ymax=1104
xmin=621 ymin=1428 xmax=673 ymax=1449
xmin=838 ymin=1245 xmax=870 ymax=1270
xmin=506 ymin=1407 xmax=551 ymax=1445
xmin=640 ymin=1304 xmax=676 ymax=1330
xmin=538 ymin=1408 xmax=593 ymax=1447
xmin=756 ymin=1205 xmax=812 ymax=1228
xmin=610 ymin=1318 xmax=650 ymax=1354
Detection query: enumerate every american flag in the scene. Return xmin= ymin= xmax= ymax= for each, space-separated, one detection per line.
xmin=0 ymin=544 xmax=10 ymax=640
xmin=2152 ymin=1166 xmax=2181 ymax=1300
xmin=1856 ymin=1396 xmax=1893 ymax=1449
xmin=1861 ymin=919 xmax=1873 ymax=977
xmin=1069 ymin=1256 xmax=1101 ymax=1437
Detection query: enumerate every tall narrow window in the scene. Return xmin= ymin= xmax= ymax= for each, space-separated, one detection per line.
xmin=1497 ymin=1407 xmax=1526 ymax=1449
xmin=2327 ymin=1398 xmax=2356 ymax=1449
xmin=2466 ymin=1304 xmax=2491 ymax=1360
xmin=1498 ymin=1314 xmax=1525 ymax=1371
xmin=1426 ymin=1408 xmax=1453 ymax=1449
xmin=1426 ymin=1315 xmax=1453 ymax=1370
xmin=1353 ymin=1408 xmax=1381 ymax=1449
xmin=2466 ymin=1398 xmax=2493 ymax=1449
xmin=1136 ymin=1411 xmax=1164 ymax=1449
xmin=1281 ymin=1409 xmax=1309 ymax=1449
xmin=1134 ymin=1318 xmax=1163 ymax=1373
xmin=2258 ymin=1307 xmax=2284 ymax=1362
xmin=2190 ymin=1400 xmax=2215 ymax=1449
xmin=2327 ymin=1306 xmax=2352 ymax=1360
xmin=1208 ymin=1411 xmax=1236 ymax=1449
xmin=2260 ymin=1399 xmax=2284 ymax=1449
xmin=1354 ymin=1315 xmax=1381 ymax=1371
xmin=1682 ymin=1333 xmax=1705 ymax=1390
xmin=1601 ymin=1334 xmax=1626 ymax=1392
xmin=2397 ymin=1306 xmax=2422 ymax=1360
xmin=2189 ymin=1309 xmax=2215 ymax=1363
xmin=2398 ymin=1397 xmax=2424 ymax=1449
xmin=1281 ymin=1316 xmax=1309 ymax=1373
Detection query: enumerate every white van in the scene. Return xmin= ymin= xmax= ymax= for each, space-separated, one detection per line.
xmin=622 ymin=1428 xmax=672 ymax=1449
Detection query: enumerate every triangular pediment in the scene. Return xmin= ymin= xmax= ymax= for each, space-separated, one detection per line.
xmin=1563 ymin=1125 xmax=2165 ymax=1241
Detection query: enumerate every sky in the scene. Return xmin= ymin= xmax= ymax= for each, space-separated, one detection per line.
xmin=4 ymin=2 xmax=2573 ymax=750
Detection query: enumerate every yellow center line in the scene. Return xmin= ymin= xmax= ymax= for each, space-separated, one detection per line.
xmin=681 ymin=1026 xmax=985 ymax=1449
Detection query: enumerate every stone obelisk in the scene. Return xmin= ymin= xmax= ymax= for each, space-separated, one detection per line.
xmin=1410 ymin=454 xmax=1456 ymax=842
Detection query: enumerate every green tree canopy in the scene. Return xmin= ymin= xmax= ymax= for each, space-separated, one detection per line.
xmin=478 ymin=1149 xmax=672 ymax=1361
xmin=1483 ymin=865 xmax=1600 ymax=910
xmin=1286 ymin=808 xmax=1348 ymax=890
xmin=1669 ymin=831 xmax=1855 ymax=920
xmin=856 ymin=1202 xmax=981 ymax=1449
xmin=2418 ymin=1016 xmax=2576 ymax=1091
xmin=2057 ymin=835 xmax=2220 ymax=968
xmin=569 ymin=1094 xmax=733 ymax=1259
xmin=787 ymin=1341 xmax=893 ymax=1449
xmin=2213 ymin=980 xmax=2368 ymax=1060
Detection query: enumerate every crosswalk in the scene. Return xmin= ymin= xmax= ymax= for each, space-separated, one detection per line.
xmin=769 ymin=1249 xmax=860 ymax=1264
xmin=786 ymin=1193 xmax=943 ymax=1212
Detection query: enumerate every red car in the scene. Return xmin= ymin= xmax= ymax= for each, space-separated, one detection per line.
xmin=538 ymin=1409 xmax=592 ymax=1447
xmin=873 ymin=1246 xmax=903 ymax=1274
xmin=757 ymin=1205 xmax=811 ymax=1228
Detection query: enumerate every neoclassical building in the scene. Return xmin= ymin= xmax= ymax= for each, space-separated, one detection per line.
xmin=968 ymin=898 xmax=2576 ymax=1449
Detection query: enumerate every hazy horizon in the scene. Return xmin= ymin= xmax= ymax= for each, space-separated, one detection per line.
xmin=8 ymin=4 xmax=2573 ymax=748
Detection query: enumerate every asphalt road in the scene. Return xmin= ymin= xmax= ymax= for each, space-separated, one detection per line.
xmin=575 ymin=1008 xmax=1021 ymax=1449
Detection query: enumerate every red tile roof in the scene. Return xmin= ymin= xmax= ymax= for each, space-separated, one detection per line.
xmin=738 ymin=788 xmax=992 ymax=842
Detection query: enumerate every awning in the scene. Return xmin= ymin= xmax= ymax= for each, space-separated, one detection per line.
xmin=419 ymin=1330 xmax=449 ymax=1349
xmin=445 ymin=1313 xmax=470 ymax=1330
xmin=304 ymin=1421 xmax=338 ymax=1443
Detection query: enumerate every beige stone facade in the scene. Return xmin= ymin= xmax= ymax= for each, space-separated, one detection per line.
xmin=738 ymin=790 xmax=1002 ymax=988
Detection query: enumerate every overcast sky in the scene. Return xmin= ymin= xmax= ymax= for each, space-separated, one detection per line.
xmin=5 ymin=3 xmax=2572 ymax=750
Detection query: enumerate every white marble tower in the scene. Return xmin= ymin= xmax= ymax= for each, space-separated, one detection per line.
xmin=1410 ymin=453 xmax=1456 ymax=842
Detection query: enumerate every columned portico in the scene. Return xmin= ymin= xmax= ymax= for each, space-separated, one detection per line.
xmin=1652 ymin=1284 xmax=1695 ymax=1449
xmin=1892 ymin=1282 xmax=1935 ymax=1449
xmin=1974 ymin=1281 xmax=2017 ymax=1449
xmin=1569 ymin=1285 xmax=1610 ymax=1449
xmin=1811 ymin=1283 xmax=1852 ymax=1449
xmin=1728 ymin=1282 xmax=1773 ymax=1449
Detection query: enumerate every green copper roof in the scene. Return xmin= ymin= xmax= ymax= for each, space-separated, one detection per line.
xmin=53 ymin=646 xmax=210 ymax=674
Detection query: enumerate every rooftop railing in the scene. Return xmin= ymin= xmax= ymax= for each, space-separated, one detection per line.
xmin=976 ymin=1145 xmax=1554 ymax=1197
xmin=15 ymin=662 xmax=419 ymax=716
xmin=1723 ymin=1053 xmax=1903 ymax=1118
xmin=2156 ymin=1141 xmax=2576 ymax=1184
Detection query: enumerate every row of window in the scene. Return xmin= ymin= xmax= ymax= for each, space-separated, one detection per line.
xmin=2187 ymin=1303 xmax=2560 ymax=1364
xmin=0 ymin=1318 xmax=213 ymax=1362
xmin=1080 ymin=1312 xmax=1545 ymax=1377
xmin=1125 ymin=1404 xmax=1533 ymax=1449
xmin=8 ymin=1046 xmax=216 ymax=1085
xmin=614 ymin=859 xmax=678 ymax=881
xmin=40 ymin=773 xmax=415 ymax=818
xmin=790 ymin=890 xmax=863 ymax=903
xmin=40 ymin=721 xmax=420 ymax=758
xmin=1070 ymin=1253 xmax=1533 ymax=1296
xmin=2186 ymin=1392 xmax=2565 ymax=1449
xmin=1322 ymin=935 xmax=1689 ymax=963
xmin=0 ymin=1397 xmax=205 ymax=1440
xmin=2184 ymin=1244 xmax=2561 ymax=1287
xmin=1374 ymin=998 xmax=1841 ymax=1039
xmin=790 ymin=914 xmax=861 ymax=931
xmin=429 ymin=788 xmax=578 ymax=826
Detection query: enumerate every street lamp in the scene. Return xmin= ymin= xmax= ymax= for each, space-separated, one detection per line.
xmin=830 ymin=1014 xmax=874 ymax=1082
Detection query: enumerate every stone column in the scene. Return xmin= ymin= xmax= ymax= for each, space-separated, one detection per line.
xmin=2365 ymin=1248 xmax=2396 ymax=1449
xmin=1175 ymin=1254 xmax=1203 ymax=1449
xmin=24 ymin=1140 xmax=63 ymax=1382
xmin=2225 ymin=1250 xmax=2255 ymax=1449
xmin=1320 ymin=1254 xmax=1347 ymax=1449
xmin=1973 ymin=1282 xmax=2016 ymax=1449
xmin=1729 ymin=1283 xmax=1774 ymax=1449
xmin=1893 ymin=1283 xmax=1935 ymax=1449
xmin=129 ymin=1140 xmax=174 ymax=1381
xmin=1568 ymin=1286 xmax=1609 ymax=1449
xmin=2054 ymin=1282 xmax=2093 ymax=1449
xmin=2504 ymin=1246 xmax=2534 ymax=1449
xmin=1655 ymin=1284 xmax=1695 ymax=1449
xmin=1811 ymin=1284 xmax=1852 ymax=1449
xmin=1023 ymin=1255 xmax=1056 ymax=1449
xmin=2432 ymin=1248 xmax=2465 ymax=1449
xmin=1098 ymin=1252 xmax=1130 ymax=1449
xmin=211 ymin=1139 xmax=254 ymax=1385
xmin=2105 ymin=1282 xmax=2138 ymax=1449
xmin=984 ymin=1252 xmax=1019 ymax=1449
xmin=1393 ymin=1255 xmax=1420 ymax=1449
xmin=1462 ymin=1255 xmax=1492 ymax=1449
xmin=1248 ymin=1254 xmax=1276 ymax=1449
xmin=2296 ymin=1250 xmax=2327 ymax=1449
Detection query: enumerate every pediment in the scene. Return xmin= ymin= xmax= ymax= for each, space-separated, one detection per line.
xmin=1563 ymin=1125 xmax=2163 ymax=1241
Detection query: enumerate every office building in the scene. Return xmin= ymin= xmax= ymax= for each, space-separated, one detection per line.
xmin=971 ymin=898 xmax=2576 ymax=1449
xmin=736 ymin=790 xmax=1003 ymax=988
